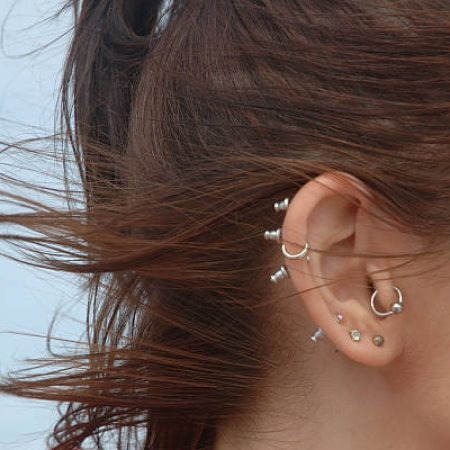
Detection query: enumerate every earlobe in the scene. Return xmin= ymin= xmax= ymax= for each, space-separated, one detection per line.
xmin=263 ymin=172 xmax=406 ymax=368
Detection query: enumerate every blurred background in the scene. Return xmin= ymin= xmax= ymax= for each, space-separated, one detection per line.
xmin=0 ymin=1 xmax=83 ymax=448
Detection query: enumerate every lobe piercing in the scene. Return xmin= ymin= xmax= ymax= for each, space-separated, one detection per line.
xmin=335 ymin=313 xmax=344 ymax=324
xmin=349 ymin=329 xmax=362 ymax=342
xmin=310 ymin=328 xmax=325 ymax=343
xmin=372 ymin=335 xmax=385 ymax=347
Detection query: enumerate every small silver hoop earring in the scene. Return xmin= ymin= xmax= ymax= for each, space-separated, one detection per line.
xmin=370 ymin=285 xmax=404 ymax=318
xmin=281 ymin=242 xmax=310 ymax=261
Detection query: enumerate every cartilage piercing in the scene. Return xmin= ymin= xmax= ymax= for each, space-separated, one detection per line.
xmin=281 ymin=242 xmax=310 ymax=261
xmin=370 ymin=286 xmax=404 ymax=318
xmin=264 ymin=228 xmax=282 ymax=243
xmin=265 ymin=197 xmax=309 ymax=284
xmin=270 ymin=265 xmax=289 ymax=283
xmin=372 ymin=335 xmax=385 ymax=347
xmin=274 ymin=197 xmax=289 ymax=212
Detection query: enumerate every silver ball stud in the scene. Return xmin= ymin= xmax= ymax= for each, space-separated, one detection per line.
xmin=372 ymin=335 xmax=385 ymax=347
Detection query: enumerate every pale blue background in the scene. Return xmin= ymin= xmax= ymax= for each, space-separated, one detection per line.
xmin=0 ymin=1 xmax=83 ymax=449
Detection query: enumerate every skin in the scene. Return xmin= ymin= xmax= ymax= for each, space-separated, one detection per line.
xmin=213 ymin=172 xmax=450 ymax=450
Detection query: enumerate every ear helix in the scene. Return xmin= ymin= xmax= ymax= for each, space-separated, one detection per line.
xmin=263 ymin=197 xmax=310 ymax=284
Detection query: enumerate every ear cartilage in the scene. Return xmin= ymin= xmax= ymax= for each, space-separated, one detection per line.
xmin=270 ymin=265 xmax=289 ymax=283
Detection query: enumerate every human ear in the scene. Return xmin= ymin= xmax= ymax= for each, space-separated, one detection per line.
xmin=277 ymin=172 xmax=407 ymax=367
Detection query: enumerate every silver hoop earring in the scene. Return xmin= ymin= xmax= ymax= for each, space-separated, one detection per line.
xmin=281 ymin=242 xmax=310 ymax=261
xmin=370 ymin=285 xmax=404 ymax=318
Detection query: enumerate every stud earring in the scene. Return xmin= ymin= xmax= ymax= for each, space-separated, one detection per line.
xmin=274 ymin=197 xmax=289 ymax=212
xmin=370 ymin=286 xmax=404 ymax=318
xmin=270 ymin=265 xmax=289 ymax=283
xmin=264 ymin=228 xmax=282 ymax=243
xmin=310 ymin=327 xmax=325 ymax=343
xmin=264 ymin=197 xmax=310 ymax=283
xmin=349 ymin=329 xmax=362 ymax=342
xmin=335 ymin=313 xmax=344 ymax=324
xmin=372 ymin=335 xmax=385 ymax=347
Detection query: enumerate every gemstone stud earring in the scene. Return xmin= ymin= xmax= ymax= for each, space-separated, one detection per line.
xmin=335 ymin=313 xmax=344 ymax=324
xmin=349 ymin=329 xmax=361 ymax=342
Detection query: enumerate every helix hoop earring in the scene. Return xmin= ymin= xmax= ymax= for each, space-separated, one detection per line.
xmin=281 ymin=242 xmax=310 ymax=261
xmin=370 ymin=285 xmax=404 ymax=318
xmin=265 ymin=229 xmax=310 ymax=261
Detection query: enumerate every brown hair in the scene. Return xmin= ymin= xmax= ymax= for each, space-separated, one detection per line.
xmin=1 ymin=1 xmax=450 ymax=449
